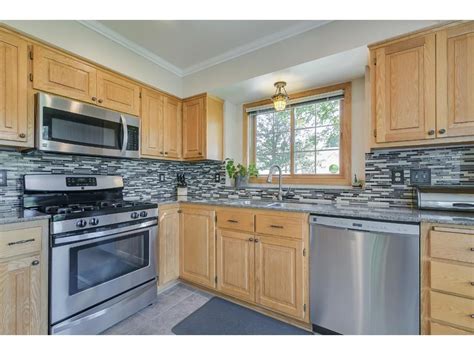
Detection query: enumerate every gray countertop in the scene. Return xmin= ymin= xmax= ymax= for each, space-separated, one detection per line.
xmin=0 ymin=209 xmax=50 ymax=226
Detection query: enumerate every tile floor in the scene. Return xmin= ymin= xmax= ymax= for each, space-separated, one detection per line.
xmin=102 ymin=283 xmax=213 ymax=335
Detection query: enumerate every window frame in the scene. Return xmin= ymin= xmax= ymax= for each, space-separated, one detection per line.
xmin=243 ymin=82 xmax=352 ymax=186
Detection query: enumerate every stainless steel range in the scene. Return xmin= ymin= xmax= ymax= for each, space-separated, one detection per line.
xmin=23 ymin=174 xmax=158 ymax=335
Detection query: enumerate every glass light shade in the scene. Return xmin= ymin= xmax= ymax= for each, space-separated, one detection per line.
xmin=272 ymin=93 xmax=288 ymax=111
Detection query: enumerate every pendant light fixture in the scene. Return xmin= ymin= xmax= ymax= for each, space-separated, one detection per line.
xmin=271 ymin=81 xmax=289 ymax=111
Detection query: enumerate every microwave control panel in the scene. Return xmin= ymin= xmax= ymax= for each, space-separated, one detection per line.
xmin=127 ymin=126 xmax=139 ymax=151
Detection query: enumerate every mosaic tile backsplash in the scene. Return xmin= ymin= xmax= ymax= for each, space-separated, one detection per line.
xmin=0 ymin=145 xmax=473 ymax=212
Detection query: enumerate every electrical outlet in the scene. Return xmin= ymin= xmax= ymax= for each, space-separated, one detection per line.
xmin=159 ymin=173 xmax=165 ymax=182
xmin=214 ymin=173 xmax=221 ymax=183
xmin=391 ymin=169 xmax=405 ymax=185
xmin=410 ymin=168 xmax=431 ymax=185
xmin=0 ymin=170 xmax=6 ymax=186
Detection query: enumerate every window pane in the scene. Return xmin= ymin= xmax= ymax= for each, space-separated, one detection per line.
xmin=295 ymin=152 xmax=316 ymax=174
xmin=295 ymin=128 xmax=316 ymax=151
xmin=274 ymin=110 xmax=290 ymax=132
xmin=316 ymin=100 xmax=341 ymax=126
xmin=316 ymin=149 xmax=340 ymax=174
xmin=256 ymin=152 xmax=290 ymax=175
xmin=316 ymin=125 xmax=340 ymax=150
xmin=295 ymin=104 xmax=316 ymax=128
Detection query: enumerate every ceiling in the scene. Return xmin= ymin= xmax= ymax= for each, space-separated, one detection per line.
xmin=81 ymin=20 xmax=330 ymax=76
xmin=211 ymin=46 xmax=368 ymax=104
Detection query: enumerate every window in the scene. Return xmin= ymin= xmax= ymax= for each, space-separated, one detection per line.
xmin=245 ymin=83 xmax=351 ymax=185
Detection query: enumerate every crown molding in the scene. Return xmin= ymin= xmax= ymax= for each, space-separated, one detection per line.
xmin=77 ymin=20 xmax=184 ymax=77
xmin=78 ymin=20 xmax=332 ymax=78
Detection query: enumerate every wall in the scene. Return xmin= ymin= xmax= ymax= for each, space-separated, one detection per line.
xmin=1 ymin=20 xmax=183 ymax=97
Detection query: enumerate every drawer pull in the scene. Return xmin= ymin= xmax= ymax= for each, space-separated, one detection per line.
xmin=270 ymin=225 xmax=284 ymax=229
xmin=31 ymin=260 xmax=39 ymax=266
xmin=227 ymin=219 xmax=239 ymax=223
xmin=7 ymin=238 xmax=35 ymax=246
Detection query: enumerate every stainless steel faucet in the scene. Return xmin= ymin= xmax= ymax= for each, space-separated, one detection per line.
xmin=266 ymin=165 xmax=283 ymax=201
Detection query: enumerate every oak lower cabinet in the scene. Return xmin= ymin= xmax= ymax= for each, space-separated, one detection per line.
xmin=0 ymin=219 xmax=49 ymax=335
xmin=158 ymin=204 xmax=180 ymax=286
xmin=421 ymin=223 xmax=474 ymax=335
xmin=179 ymin=205 xmax=216 ymax=289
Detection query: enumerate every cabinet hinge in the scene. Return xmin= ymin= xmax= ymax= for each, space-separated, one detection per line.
xmin=29 ymin=73 xmax=33 ymax=82
xmin=303 ymin=248 xmax=306 ymax=257
xmin=373 ymin=129 xmax=377 ymax=138
xmin=29 ymin=51 xmax=33 ymax=60
xmin=215 ymin=276 xmax=217 ymax=284
xmin=304 ymin=304 xmax=307 ymax=313
xmin=139 ymin=92 xmax=142 ymax=99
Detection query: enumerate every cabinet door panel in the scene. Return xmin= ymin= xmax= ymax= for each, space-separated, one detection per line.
xmin=255 ymin=236 xmax=304 ymax=319
xmin=96 ymin=70 xmax=140 ymax=115
xmin=375 ymin=34 xmax=436 ymax=143
xmin=437 ymin=23 xmax=474 ymax=138
xmin=182 ymin=97 xmax=205 ymax=159
xmin=141 ymin=89 xmax=164 ymax=157
xmin=179 ymin=208 xmax=215 ymax=288
xmin=158 ymin=206 xmax=180 ymax=286
xmin=0 ymin=254 xmax=41 ymax=335
xmin=217 ymin=229 xmax=255 ymax=302
xmin=33 ymin=46 xmax=96 ymax=103
xmin=0 ymin=31 xmax=28 ymax=143
xmin=163 ymin=96 xmax=182 ymax=159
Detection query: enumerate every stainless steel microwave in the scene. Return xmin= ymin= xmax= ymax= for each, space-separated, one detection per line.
xmin=36 ymin=93 xmax=140 ymax=159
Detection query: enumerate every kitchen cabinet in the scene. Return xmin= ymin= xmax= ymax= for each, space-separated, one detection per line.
xmin=33 ymin=45 xmax=140 ymax=115
xmin=158 ymin=204 xmax=180 ymax=286
xmin=370 ymin=21 xmax=474 ymax=148
xmin=179 ymin=205 xmax=216 ymax=289
xmin=0 ymin=29 xmax=29 ymax=147
xmin=141 ymin=88 xmax=182 ymax=159
xmin=182 ymin=94 xmax=223 ymax=160
xmin=420 ymin=223 xmax=474 ymax=335
xmin=0 ymin=220 xmax=49 ymax=335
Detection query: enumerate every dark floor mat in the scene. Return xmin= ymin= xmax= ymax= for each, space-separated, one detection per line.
xmin=172 ymin=297 xmax=312 ymax=335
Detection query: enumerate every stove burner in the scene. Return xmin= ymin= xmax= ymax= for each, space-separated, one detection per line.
xmin=57 ymin=207 xmax=72 ymax=214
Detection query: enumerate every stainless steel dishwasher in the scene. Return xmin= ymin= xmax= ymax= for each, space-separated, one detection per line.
xmin=309 ymin=215 xmax=420 ymax=335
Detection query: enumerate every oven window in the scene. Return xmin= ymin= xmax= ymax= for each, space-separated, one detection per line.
xmin=69 ymin=232 xmax=149 ymax=295
xmin=42 ymin=107 xmax=121 ymax=149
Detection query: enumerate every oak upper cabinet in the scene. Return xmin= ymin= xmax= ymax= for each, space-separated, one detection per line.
xmin=158 ymin=204 xmax=180 ymax=286
xmin=372 ymin=33 xmax=436 ymax=143
xmin=179 ymin=205 xmax=216 ymax=289
xmin=0 ymin=29 xmax=29 ymax=146
xmin=182 ymin=94 xmax=223 ymax=160
xmin=436 ymin=22 xmax=474 ymax=138
xmin=163 ymin=96 xmax=182 ymax=159
xmin=33 ymin=45 xmax=140 ymax=115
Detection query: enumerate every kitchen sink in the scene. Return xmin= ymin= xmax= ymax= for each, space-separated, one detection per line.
xmin=265 ymin=201 xmax=316 ymax=209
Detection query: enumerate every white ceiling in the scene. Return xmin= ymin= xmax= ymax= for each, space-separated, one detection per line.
xmin=211 ymin=46 xmax=368 ymax=104
xmin=81 ymin=20 xmax=330 ymax=76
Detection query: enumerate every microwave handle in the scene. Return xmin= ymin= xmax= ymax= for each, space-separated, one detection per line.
xmin=120 ymin=114 xmax=128 ymax=155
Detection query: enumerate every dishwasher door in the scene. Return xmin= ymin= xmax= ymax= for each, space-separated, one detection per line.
xmin=310 ymin=215 xmax=420 ymax=335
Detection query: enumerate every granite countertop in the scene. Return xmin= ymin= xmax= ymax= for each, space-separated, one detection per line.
xmin=152 ymin=196 xmax=474 ymax=227
xmin=0 ymin=209 xmax=50 ymax=226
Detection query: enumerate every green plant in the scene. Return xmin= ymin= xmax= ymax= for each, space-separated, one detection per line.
xmin=225 ymin=159 xmax=258 ymax=179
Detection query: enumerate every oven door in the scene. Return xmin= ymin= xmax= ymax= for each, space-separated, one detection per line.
xmin=50 ymin=225 xmax=157 ymax=325
xmin=37 ymin=93 xmax=140 ymax=158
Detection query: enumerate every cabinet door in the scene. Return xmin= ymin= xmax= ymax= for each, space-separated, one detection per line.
xmin=141 ymin=88 xmax=164 ymax=157
xmin=158 ymin=206 xmax=180 ymax=286
xmin=163 ymin=96 xmax=182 ymax=159
xmin=437 ymin=22 xmax=474 ymax=138
xmin=0 ymin=254 xmax=41 ymax=335
xmin=182 ymin=96 xmax=205 ymax=159
xmin=0 ymin=31 xmax=28 ymax=143
xmin=216 ymin=229 xmax=255 ymax=302
xmin=374 ymin=34 xmax=436 ymax=143
xmin=96 ymin=70 xmax=140 ymax=116
xmin=33 ymin=46 xmax=97 ymax=104
xmin=255 ymin=235 xmax=304 ymax=319
xmin=179 ymin=207 xmax=216 ymax=288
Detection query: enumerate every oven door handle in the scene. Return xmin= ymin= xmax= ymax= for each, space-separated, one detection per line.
xmin=53 ymin=220 xmax=157 ymax=247
xmin=120 ymin=114 xmax=128 ymax=156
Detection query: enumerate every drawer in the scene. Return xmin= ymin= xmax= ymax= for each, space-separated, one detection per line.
xmin=431 ymin=260 xmax=474 ymax=298
xmin=0 ymin=227 xmax=42 ymax=259
xmin=430 ymin=321 xmax=473 ymax=335
xmin=430 ymin=230 xmax=474 ymax=264
xmin=255 ymin=214 xmax=303 ymax=239
xmin=217 ymin=209 xmax=254 ymax=232
xmin=430 ymin=291 xmax=474 ymax=331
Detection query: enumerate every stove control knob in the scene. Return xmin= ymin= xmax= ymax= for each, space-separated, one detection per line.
xmin=89 ymin=218 xmax=99 ymax=226
xmin=76 ymin=219 xmax=87 ymax=228
xmin=140 ymin=211 xmax=148 ymax=218
xmin=131 ymin=212 xmax=139 ymax=219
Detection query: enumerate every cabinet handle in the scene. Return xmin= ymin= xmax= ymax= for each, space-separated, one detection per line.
xmin=427 ymin=129 xmax=435 ymax=136
xmin=7 ymin=238 xmax=35 ymax=246
xmin=470 ymin=248 xmax=474 ymax=252
xmin=254 ymin=238 xmax=259 ymax=243
xmin=248 ymin=237 xmax=254 ymax=242
xmin=438 ymin=128 xmax=446 ymax=134
xmin=164 ymin=152 xmax=168 ymax=155
xmin=98 ymin=99 xmax=103 ymax=103
xmin=198 ymin=152 xmax=202 ymax=155
xmin=470 ymin=314 xmax=474 ymax=319
xmin=270 ymin=225 xmax=284 ymax=229
xmin=470 ymin=282 xmax=474 ymax=286
xmin=31 ymin=260 xmax=39 ymax=266
xmin=227 ymin=219 xmax=238 ymax=223
xmin=18 ymin=133 xmax=26 ymax=138
xmin=91 ymin=97 xmax=97 ymax=101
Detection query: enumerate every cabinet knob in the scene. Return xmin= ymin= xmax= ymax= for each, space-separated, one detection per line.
xmin=159 ymin=151 xmax=164 ymax=155
xmin=438 ymin=128 xmax=446 ymax=134
xmin=254 ymin=238 xmax=259 ymax=243
xmin=91 ymin=97 xmax=97 ymax=101
xmin=427 ymin=129 xmax=435 ymax=136
xmin=98 ymin=99 xmax=103 ymax=103
xmin=31 ymin=260 xmax=39 ymax=266
xmin=248 ymin=237 xmax=254 ymax=242
xmin=164 ymin=152 xmax=168 ymax=155
xmin=19 ymin=133 xmax=26 ymax=138
xmin=198 ymin=152 xmax=202 ymax=155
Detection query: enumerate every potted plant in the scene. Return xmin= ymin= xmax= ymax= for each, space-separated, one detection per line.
xmin=225 ymin=159 xmax=258 ymax=188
